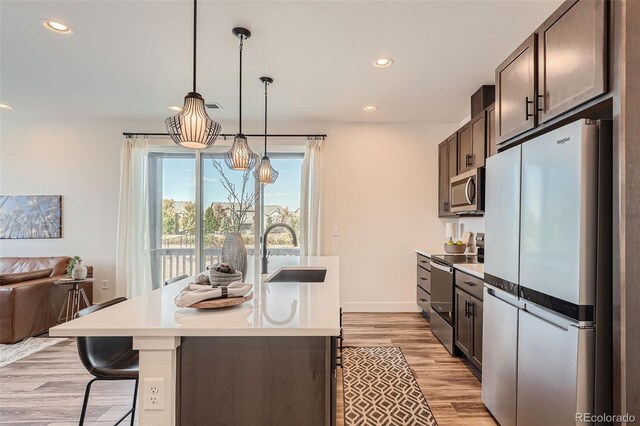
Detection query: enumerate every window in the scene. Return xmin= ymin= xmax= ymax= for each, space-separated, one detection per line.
xmin=262 ymin=154 xmax=304 ymax=257
xmin=148 ymin=153 xmax=197 ymax=288
xmin=148 ymin=150 xmax=303 ymax=288
xmin=200 ymin=153 xmax=258 ymax=269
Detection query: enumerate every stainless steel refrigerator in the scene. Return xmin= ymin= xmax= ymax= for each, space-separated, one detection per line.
xmin=482 ymin=119 xmax=612 ymax=426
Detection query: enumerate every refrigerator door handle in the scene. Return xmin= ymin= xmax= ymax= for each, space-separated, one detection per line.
xmin=523 ymin=303 xmax=572 ymax=331
xmin=485 ymin=283 xmax=524 ymax=309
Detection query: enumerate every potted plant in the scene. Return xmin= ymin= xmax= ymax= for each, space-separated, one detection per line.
xmin=211 ymin=160 xmax=261 ymax=278
xmin=66 ymin=255 xmax=87 ymax=279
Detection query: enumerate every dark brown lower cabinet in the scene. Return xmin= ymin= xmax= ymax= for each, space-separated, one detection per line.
xmin=417 ymin=254 xmax=431 ymax=321
xmin=455 ymin=288 xmax=483 ymax=372
xmin=179 ymin=336 xmax=337 ymax=426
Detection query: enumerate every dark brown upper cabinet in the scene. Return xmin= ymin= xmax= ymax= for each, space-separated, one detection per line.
xmin=458 ymin=112 xmax=486 ymax=173
xmin=537 ymin=0 xmax=607 ymax=124
xmin=495 ymin=0 xmax=608 ymax=144
xmin=438 ymin=133 xmax=458 ymax=217
xmin=486 ymin=103 xmax=497 ymax=158
xmin=495 ymin=34 xmax=537 ymax=145
xmin=470 ymin=113 xmax=486 ymax=168
xmin=457 ymin=123 xmax=471 ymax=173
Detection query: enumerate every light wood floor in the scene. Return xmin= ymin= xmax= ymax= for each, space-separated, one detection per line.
xmin=0 ymin=313 xmax=495 ymax=425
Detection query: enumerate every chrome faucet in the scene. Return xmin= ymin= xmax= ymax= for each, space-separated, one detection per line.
xmin=262 ymin=223 xmax=298 ymax=273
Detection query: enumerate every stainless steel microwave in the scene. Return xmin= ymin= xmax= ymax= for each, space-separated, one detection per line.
xmin=450 ymin=168 xmax=484 ymax=214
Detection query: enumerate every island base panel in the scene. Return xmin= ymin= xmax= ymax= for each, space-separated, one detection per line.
xmin=179 ymin=336 xmax=336 ymax=426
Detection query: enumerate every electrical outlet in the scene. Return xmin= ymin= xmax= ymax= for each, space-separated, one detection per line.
xmin=101 ymin=280 xmax=108 ymax=290
xmin=332 ymin=226 xmax=340 ymax=237
xmin=143 ymin=378 xmax=165 ymax=410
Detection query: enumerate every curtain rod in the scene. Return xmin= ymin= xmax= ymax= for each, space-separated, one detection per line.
xmin=122 ymin=132 xmax=326 ymax=140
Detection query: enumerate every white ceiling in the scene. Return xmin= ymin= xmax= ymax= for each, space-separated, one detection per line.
xmin=0 ymin=0 xmax=562 ymax=124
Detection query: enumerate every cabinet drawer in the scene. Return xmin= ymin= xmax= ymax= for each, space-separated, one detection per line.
xmin=417 ymin=285 xmax=431 ymax=313
xmin=455 ymin=270 xmax=484 ymax=300
xmin=417 ymin=265 xmax=431 ymax=293
xmin=417 ymin=254 xmax=431 ymax=270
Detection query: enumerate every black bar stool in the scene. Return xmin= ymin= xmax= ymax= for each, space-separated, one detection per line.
xmin=76 ymin=297 xmax=138 ymax=425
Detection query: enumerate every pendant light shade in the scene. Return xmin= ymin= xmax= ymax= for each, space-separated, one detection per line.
xmin=225 ymin=134 xmax=257 ymax=170
xmin=224 ymin=27 xmax=258 ymax=170
xmin=255 ymin=76 xmax=278 ymax=184
xmin=165 ymin=0 xmax=221 ymax=149
xmin=255 ymin=156 xmax=278 ymax=184
xmin=165 ymin=92 xmax=221 ymax=149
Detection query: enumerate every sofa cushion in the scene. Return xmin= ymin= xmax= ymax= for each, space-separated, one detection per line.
xmin=0 ymin=257 xmax=70 ymax=276
xmin=0 ymin=269 xmax=54 ymax=286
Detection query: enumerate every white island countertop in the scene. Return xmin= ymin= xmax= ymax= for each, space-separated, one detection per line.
xmin=50 ymin=256 xmax=341 ymax=338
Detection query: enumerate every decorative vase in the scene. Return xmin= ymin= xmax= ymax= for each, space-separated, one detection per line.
xmin=72 ymin=259 xmax=88 ymax=280
xmin=221 ymin=232 xmax=247 ymax=280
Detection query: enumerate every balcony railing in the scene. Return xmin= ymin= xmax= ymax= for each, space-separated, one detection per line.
xmin=151 ymin=247 xmax=300 ymax=288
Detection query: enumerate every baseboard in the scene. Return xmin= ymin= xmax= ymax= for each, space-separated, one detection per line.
xmin=341 ymin=302 xmax=421 ymax=313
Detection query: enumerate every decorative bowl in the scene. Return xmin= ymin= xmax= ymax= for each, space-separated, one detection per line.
xmin=443 ymin=243 xmax=467 ymax=254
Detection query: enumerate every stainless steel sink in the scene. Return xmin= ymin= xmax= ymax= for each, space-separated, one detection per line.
xmin=264 ymin=267 xmax=327 ymax=283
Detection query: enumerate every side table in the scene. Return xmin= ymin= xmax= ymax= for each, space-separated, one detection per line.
xmin=54 ymin=279 xmax=94 ymax=323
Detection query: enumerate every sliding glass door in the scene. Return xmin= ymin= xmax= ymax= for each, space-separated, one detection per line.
xmin=261 ymin=154 xmax=303 ymax=258
xmin=148 ymin=153 xmax=197 ymax=288
xmin=148 ymin=150 xmax=303 ymax=288
xmin=200 ymin=153 xmax=258 ymax=269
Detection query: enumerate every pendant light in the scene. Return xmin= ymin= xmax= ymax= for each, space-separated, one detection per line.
xmin=254 ymin=77 xmax=279 ymax=184
xmin=165 ymin=0 xmax=221 ymax=149
xmin=224 ymin=27 xmax=258 ymax=170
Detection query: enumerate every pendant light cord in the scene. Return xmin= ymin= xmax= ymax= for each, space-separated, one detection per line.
xmin=264 ymin=80 xmax=268 ymax=155
xmin=239 ymin=35 xmax=244 ymax=134
xmin=192 ymin=0 xmax=197 ymax=92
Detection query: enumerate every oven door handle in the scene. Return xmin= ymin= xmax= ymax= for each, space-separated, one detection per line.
xmin=430 ymin=261 xmax=453 ymax=273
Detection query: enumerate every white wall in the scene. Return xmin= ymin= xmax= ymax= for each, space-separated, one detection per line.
xmin=459 ymin=217 xmax=485 ymax=235
xmin=0 ymin=118 xmax=130 ymax=301
xmin=320 ymin=122 xmax=458 ymax=311
xmin=0 ymin=117 xmax=457 ymax=309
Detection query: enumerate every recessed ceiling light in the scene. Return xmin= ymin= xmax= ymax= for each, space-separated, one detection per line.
xmin=168 ymin=105 xmax=183 ymax=112
xmin=0 ymin=103 xmax=14 ymax=110
xmin=374 ymin=58 xmax=393 ymax=68
xmin=42 ymin=20 xmax=73 ymax=34
xmin=363 ymin=105 xmax=378 ymax=112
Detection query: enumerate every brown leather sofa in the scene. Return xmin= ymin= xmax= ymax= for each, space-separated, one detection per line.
xmin=0 ymin=257 xmax=93 ymax=344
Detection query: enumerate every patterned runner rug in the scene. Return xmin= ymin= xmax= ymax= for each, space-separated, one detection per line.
xmin=0 ymin=337 xmax=66 ymax=368
xmin=342 ymin=346 xmax=438 ymax=426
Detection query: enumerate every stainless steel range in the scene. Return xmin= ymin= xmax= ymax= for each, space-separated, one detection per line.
xmin=429 ymin=235 xmax=483 ymax=354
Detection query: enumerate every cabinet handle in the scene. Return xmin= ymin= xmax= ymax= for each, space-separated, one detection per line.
xmin=537 ymin=94 xmax=544 ymax=113
xmin=419 ymin=260 xmax=429 ymax=264
xmin=420 ymin=277 xmax=428 ymax=280
xmin=525 ymin=96 xmax=534 ymax=121
xmin=464 ymin=281 xmax=477 ymax=287
xmin=420 ymin=298 xmax=428 ymax=302
xmin=464 ymin=300 xmax=469 ymax=317
xmin=470 ymin=302 xmax=475 ymax=317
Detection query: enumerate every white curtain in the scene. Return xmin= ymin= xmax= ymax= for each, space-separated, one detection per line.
xmin=300 ymin=137 xmax=324 ymax=256
xmin=116 ymin=136 xmax=152 ymax=298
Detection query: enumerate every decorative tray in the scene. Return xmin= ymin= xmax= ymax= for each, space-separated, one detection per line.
xmin=190 ymin=292 xmax=254 ymax=309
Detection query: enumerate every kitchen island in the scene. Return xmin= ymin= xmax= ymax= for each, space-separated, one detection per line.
xmin=50 ymin=256 xmax=341 ymax=426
